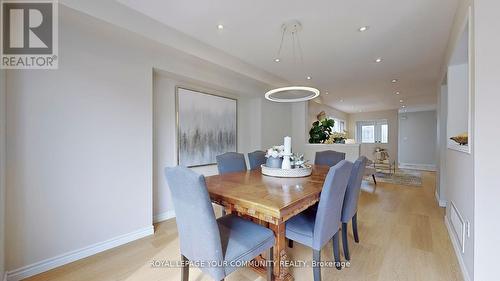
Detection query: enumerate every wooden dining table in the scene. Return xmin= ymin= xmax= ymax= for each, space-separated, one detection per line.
xmin=205 ymin=165 xmax=330 ymax=281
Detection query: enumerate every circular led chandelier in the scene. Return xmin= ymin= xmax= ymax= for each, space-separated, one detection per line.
xmin=265 ymin=86 xmax=320 ymax=102
xmin=265 ymin=20 xmax=320 ymax=103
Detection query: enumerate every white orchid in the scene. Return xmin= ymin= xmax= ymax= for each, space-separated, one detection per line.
xmin=265 ymin=145 xmax=285 ymax=158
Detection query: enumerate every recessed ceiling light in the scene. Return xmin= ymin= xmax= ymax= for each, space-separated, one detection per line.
xmin=358 ymin=26 xmax=369 ymax=32
xmin=325 ymin=92 xmax=329 ymax=95
xmin=399 ymin=99 xmax=404 ymax=103
xmin=217 ymin=24 xmax=224 ymax=30
xmin=375 ymin=57 xmax=383 ymax=63
xmin=395 ymin=91 xmax=400 ymax=95
xmin=306 ymin=76 xmax=312 ymax=80
xmin=274 ymin=58 xmax=280 ymax=62
xmin=401 ymin=105 xmax=406 ymax=108
xmin=392 ymin=79 xmax=398 ymax=83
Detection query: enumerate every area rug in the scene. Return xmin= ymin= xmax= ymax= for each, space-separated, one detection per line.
xmin=367 ymin=169 xmax=423 ymax=187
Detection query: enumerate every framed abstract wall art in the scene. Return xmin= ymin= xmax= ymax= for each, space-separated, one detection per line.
xmin=176 ymin=87 xmax=237 ymax=167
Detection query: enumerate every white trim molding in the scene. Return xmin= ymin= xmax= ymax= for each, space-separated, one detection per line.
xmin=6 ymin=226 xmax=154 ymax=281
xmin=435 ymin=190 xmax=447 ymax=208
xmin=153 ymin=210 xmax=176 ymax=223
xmin=398 ymin=162 xmax=437 ymax=171
xmin=444 ymin=216 xmax=471 ymax=281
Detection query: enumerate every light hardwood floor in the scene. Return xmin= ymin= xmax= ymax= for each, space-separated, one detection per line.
xmin=25 ymin=171 xmax=463 ymax=281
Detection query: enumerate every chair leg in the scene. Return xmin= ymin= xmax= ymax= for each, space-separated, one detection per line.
xmin=372 ymin=174 xmax=377 ymax=185
xmin=332 ymin=232 xmax=341 ymax=270
xmin=288 ymin=239 xmax=293 ymax=248
xmin=341 ymin=223 xmax=350 ymax=261
xmin=267 ymin=247 xmax=274 ymax=281
xmin=312 ymin=249 xmax=321 ymax=281
xmin=181 ymin=255 xmax=189 ymax=281
xmin=353 ymin=213 xmax=359 ymax=243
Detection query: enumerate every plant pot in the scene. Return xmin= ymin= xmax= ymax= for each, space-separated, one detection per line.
xmin=266 ymin=156 xmax=283 ymax=168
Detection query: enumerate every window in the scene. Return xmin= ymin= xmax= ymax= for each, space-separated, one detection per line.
xmin=331 ymin=118 xmax=346 ymax=133
xmin=361 ymin=125 xmax=375 ymax=143
xmin=380 ymin=124 xmax=388 ymax=143
xmin=356 ymin=120 xmax=388 ymax=143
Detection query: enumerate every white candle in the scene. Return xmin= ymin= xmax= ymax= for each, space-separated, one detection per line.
xmin=284 ymin=136 xmax=291 ymax=154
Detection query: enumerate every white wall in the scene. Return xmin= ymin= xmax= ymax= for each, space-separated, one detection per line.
xmin=444 ymin=24 xmax=474 ymax=277
xmin=447 ymin=63 xmax=469 ymax=138
xmin=152 ymin=72 xmax=292 ymax=220
xmin=291 ymin=102 xmax=308 ymax=153
xmin=473 ymin=0 xmax=500 ymax=279
xmin=398 ymin=110 xmax=437 ymax=168
xmin=436 ymin=85 xmax=448 ymax=202
xmin=261 ymin=100 xmax=293 ymax=149
xmin=5 ymin=8 xmax=154 ymax=272
xmin=1 ymin=68 xmax=6 ymax=279
xmin=347 ymin=110 xmax=399 ymax=162
xmin=307 ymin=101 xmax=349 ymax=128
xmin=4 ymin=5 xmax=288 ymax=278
xmin=436 ymin=1 xmax=474 ymax=280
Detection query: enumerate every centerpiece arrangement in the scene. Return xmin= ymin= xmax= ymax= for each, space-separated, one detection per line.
xmin=261 ymin=136 xmax=312 ymax=178
xmin=265 ymin=145 xmax=285 ymax=168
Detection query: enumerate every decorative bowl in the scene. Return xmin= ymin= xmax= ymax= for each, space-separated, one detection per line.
xmin=261 ymin=164 xmax=312 ymax=178
xmin=450 ymin=133 xmax=468 ymax=145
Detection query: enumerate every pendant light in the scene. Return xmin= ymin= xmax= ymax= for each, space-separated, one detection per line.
xmin=265 ymin=20 xmax=320 ymax=102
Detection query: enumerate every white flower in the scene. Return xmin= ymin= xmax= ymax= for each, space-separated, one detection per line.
xmin=266 ymin=145 xmax=285 ymax=158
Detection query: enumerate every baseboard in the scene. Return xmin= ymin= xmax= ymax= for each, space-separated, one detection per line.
xmin=398 ymin=162 xmax=437 ymax=171
xmin=435 ymin=190 xmax=447 ymax=208
xmin=444 ymin=216 xmax=471 ymax=281
xmin=153 ymin=210 xmax=176 ymax=223
xmin=6 ymin=225 xmax=154 ymax=281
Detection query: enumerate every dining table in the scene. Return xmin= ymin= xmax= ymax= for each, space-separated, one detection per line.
xmin=205 ymin=164 xmax=330 ymax=281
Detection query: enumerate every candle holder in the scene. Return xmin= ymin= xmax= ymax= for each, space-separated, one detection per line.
xmin=281 ymin=153 xmax=292 ymax=170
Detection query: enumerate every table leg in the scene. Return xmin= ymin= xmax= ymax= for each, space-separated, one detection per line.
xmin=269 ymin=223 xmax=293 ymax=281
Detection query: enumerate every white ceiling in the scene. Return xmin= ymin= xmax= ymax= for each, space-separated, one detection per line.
xmin=117 ymin=0 xmax=458 ymax=113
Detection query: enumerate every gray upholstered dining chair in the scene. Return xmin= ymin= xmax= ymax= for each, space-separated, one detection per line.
xmin=165 ymin=166 xmax=275 ymax=281
xmin=314 ymin=150 xmax=346 ymax=167
xmin=285 ymin=160 xmax=353 ymax=281
xmin=248 ymin=150 xmax=266 ymax=170
xmin=216 ymin=152 xmax=247 ymax=216
xmin=340 ymin=156 xmax=368 ymax=261
xmin=216 ymin=152 xmax=247 ymax=174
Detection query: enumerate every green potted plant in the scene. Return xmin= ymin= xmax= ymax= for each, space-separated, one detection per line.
xmin=308 ymin=118 xmax=335 ymax=143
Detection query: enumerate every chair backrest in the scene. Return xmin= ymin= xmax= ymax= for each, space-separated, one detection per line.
xmin=164 ymin=166 xmax=225 ymax=280
xmin=247 ymin=150 xmax=266 ymax=170
xmin=312 ymin=160 xmax=353 ymax=250
xmin=314 ymin=150 xmax=346 ymax=167
xmin=341 ymin=156 xmax=368 ymax=222
xmin=216 ymin=152 xmax=247 ymax=174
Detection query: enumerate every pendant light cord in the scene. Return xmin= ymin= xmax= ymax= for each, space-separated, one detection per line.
xmin=276 ymin=26 xmax=286 ymax=59
xmin=296 ymin=31 xmax=305 ymax=72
